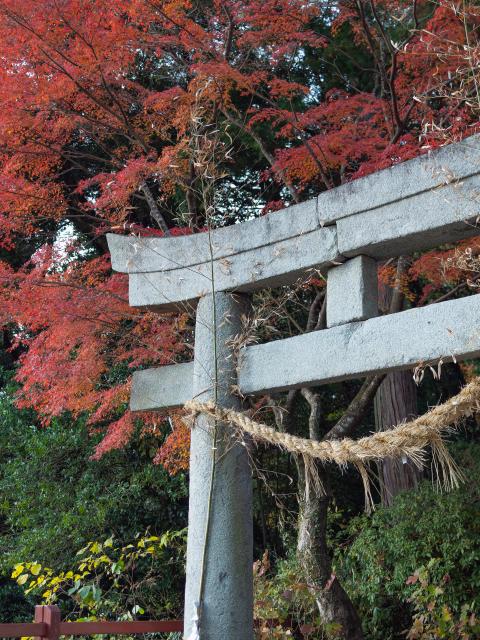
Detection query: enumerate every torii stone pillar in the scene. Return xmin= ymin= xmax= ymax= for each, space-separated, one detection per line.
xmin=185 ymin=292 xmax=252 ymax=640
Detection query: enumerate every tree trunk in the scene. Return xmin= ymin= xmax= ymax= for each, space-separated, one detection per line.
xmin=297 ymin=476 xmax=364 ymax=640
xmin=295 ymin=389 xmax=364 ymax=640
xmin=374 ymin=256 xmax=422 ymax=506
xmin=374 ymin=370 xmax=421 ymax=506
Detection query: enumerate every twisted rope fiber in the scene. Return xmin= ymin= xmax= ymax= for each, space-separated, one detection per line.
xmin=184 ymin=376 xmax=480 ymax=493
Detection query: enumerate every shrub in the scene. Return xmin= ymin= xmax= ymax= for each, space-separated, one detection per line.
xmin=12 ymin=531 xmax=186 ymax=621
xmin=0 ymin=373 xmax=188 ymax=572
xmin=405 ymin=559 xmax=479 ymax=639
xmin=335 ymin=444 xmax=480 ymax=639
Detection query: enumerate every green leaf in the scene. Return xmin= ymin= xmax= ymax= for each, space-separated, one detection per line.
xmin=77 ymin=585 xmax=92 ymax=601
xmin=91 ymin=585 xmax=102 ymax=602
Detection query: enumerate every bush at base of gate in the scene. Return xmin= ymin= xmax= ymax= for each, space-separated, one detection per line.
xmin=336 ymin=443 xmax=480 ymax=640
xmin=405 ymin=561 xmax=479 ymax=640
xmin=253 ymin=550 xmax=342 ymax=639
xmin=253 ymin=445 xmax=480 ymax=640
xmin=254 ymin=554 xmax=479 ymax=640
xmin=12 ymin=531 xmax=186 ymax=622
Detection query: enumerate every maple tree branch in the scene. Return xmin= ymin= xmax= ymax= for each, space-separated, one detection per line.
xmin=0 ymin=142 xmax=109 ymax=172
xmin=421 ymin=273 xmax=480 ymax=306
xmin=50 ymin=5 xmax=142 ymax=145
xmin=12 ymin=278 xmax=129 ymax=304
xmin=367 ymin=1 xmax=405 ymax=139
xmin=139 ymin=182 xmax=170 ymax=234
xmin=221 ymin=107 xmax=301 ymax=203
xmin=306 ymin=289 xmax=325 ymax=332
xmin=18 ymin=105 xmax=169 ymax=233
xmin=39 ymin=48 xmax=126 ymax=127
xmin=368 ymin=0 xmax=394 ymax=55
xmin=287 ymin=101 xmax=335 ymax=191
xmin=221 ymin=3 xmax=235 ymax=60
xmin=388 ymin=51 xmax=404 ymax=140
xmin=19 ymin=31 xmax=152 ymax=157
xmin=412 ymin=0 xmax=420 ymax=30
xmin=1 ymin=6 xmax=81 ymax=69
xmin=356 ymin=0 xmax=383 ymax=86
xmin=367 ymin=0 xmax=423 ymax=143
xmin=51 ymin=102 xmax=143 ymax=149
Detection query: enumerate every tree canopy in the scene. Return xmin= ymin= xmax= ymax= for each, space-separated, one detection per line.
xmin=0 ymin=0 xmax=478 ymax=459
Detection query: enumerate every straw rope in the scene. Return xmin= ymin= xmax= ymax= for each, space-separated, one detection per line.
xmin=184 ymin=376 xmax=480 ymax=502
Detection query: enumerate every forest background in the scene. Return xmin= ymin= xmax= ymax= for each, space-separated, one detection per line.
xmin=0 ymin=1 xmax=479 ymax=638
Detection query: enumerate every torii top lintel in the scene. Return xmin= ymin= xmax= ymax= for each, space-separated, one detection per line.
xmin=108 ymin=134 xmax=480 ymax=311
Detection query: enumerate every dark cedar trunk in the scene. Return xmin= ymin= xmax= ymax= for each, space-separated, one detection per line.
xmin=374 ymin=370 xmax=422 ymax=506
xmin=375 ymin=256 xmax=422 ymax=506
xmin=297 ymin=476 xmax=364 ymax=640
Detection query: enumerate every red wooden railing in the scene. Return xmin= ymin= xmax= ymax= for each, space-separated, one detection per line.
xmin=0 ymin=605 xmax=183 ymax=638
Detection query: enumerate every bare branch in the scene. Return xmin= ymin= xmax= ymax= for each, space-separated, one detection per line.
xmin=301 ymin=388 xmax=322 ymax=441
xmin=140 ymin=182 xmax=170 ymax=234
xmin=324 ymin=374 xmax=385 ymax=441
xmin=306 ymin=289 xmax=325 ymax=332
xmin=266 ymin=389 xmax=300 ymax=433
xmin=221 ymin=107 xmax=301 ymax=203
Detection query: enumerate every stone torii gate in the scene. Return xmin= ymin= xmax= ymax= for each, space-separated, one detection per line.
xmin=107 ymin=134 xmax=480 ymax=640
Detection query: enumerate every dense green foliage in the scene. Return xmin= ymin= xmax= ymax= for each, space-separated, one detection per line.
xmin=12 ymin=531 xmax=186 ymax=621
xmin=336 ymin=444 xmax=480 ymax=639
xmin=251 ymin=445 xmax=480 ymax=639
xmin=0 ymin=370 xmax=188 ymax=620
xmin=2 ymin=363 xmax=480 ymax=636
